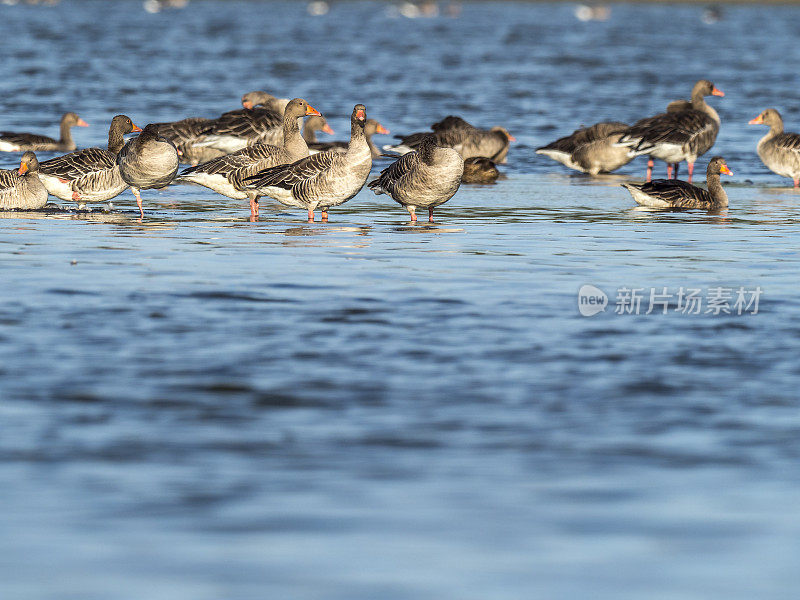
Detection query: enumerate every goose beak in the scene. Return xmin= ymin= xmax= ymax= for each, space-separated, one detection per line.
xmin=748 ymin=115 xmax=763 ymax=125
xmin=18 ymin=162 xmax=28 ymax=175
xmin=376 ymin=124 xmax=390 ymax=135
xmin=356 ymin=109 xmax=366 ymax=121
xmin=720 ymin=165 xmax=733 ymax=176
xmin=77 ymin=118 xmax=89 ymax=127
xmin=176 ymin=148 xmax=183 ymax=157
xmin=322 ymin=124 xmax=335 ymax=135
xmin=712 ymin=87 xmax=724 ymax=97
xmin=507 ymin=134 xmax=517 ymax=142
xmin=131 ymin=123 xmax=143 ymax=133
xmin=242 ymin=101 xmax=254 ymax=109
xmin=305 ymin=104 xmax=322 ymax=117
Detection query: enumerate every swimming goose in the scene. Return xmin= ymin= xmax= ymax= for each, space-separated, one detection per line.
xmin=386 ymin=115 xmax=515 ymax=163
xmin=240 ymin=91 xmax=290 ymax=114
xmin=536 ymin=121 xmax=631 ymax=175
xmin=617 ymin=80 xmax=724 ymax=183
xmin=749 ymin=108 xmax=800 ymax=187
xmin=117 ymin=124 xmax=180 ymax=217
xmin=177 ymin=99 xmax=321 ymax=219
xmin=302 ymin=115 xmax=335 ymax=143
xmin=369 ymin=135 xmax=463 ymax=222
xmin=461 ymin=157 xmax=500 ymax=183
xmin=0 ymin=152 xmax=48 ymax=209
xmin=38 ymin=115 xmax=141 ymax=210
xmin=622 ymin=156 xmax=731 ymax=209
xmin=244 ymin=104 xmax=372 ymax=222
xmin=308 ymin=119 xmax=389 ymax=158
xmin=0 ymin=112 xmax=88 ymax=153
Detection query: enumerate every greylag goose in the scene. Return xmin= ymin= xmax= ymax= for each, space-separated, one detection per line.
xmin=617 ymin=80 xmax=724 ymax=183
xmin=308 ymin=119 xmax=390 ymax=158
xmin=38 ymin=115 xmax=141 ymax=210
xmin=154 ymin=91 xmax=286 ymax=165
xmin=243 ymin=104 xmax=372 ymax=222
xmin=385 ymin=115 xmax=515 ymax=163
xmin=302 ymin=115 xmax=335 ymax=143
xmin=177 ymin=99 xmax=321 ymax=219
xmin=461 ymin=157 xmax=500 ymax=184
xmin=536 ymin=121 xmax=631 ymax=175
xmin=622 ymin=156 xmax=732 ymax=209
xmin=195 ymin=94 xmax=287 ymax=154
xmin=369 ymin=135 xmax=463 ymax=222
xmin=154 ymin=117 xmax=223 ymax=166
xmin=748 ymin=108 xmax=800 ymax=187
xmin=0 ymin=112 xmax=88 ymax=153
xmin=117 ymin=124 xmax=180 ymax=217
xmin=0 ymin=152 xmax=48 ymax=209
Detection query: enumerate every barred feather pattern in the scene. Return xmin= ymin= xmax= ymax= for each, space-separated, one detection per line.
xmin=38 ymin=147 xmax=128 ymax=202
xmin=0 ymin=169 xmax=48 ymax=209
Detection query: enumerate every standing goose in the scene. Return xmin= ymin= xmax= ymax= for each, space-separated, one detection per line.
xmin=154 ymin=91 xmax=285 ymax=165
xmin=308 ymin=119 xmax=390 ymax=158
xmin=243 ymin=104 xmax=373 ymax=222
xmin=177 ymin=99 xmax=322 ymax=219
xmin=0 ymin=152 xmax=48 ymax=210
xmin=621 ymin=156 xmax=732 ymax=209
xmin=0 ymin=112 xmax=88 ymax=153
xmin=117 ymin=124 xmax=180 ymax=218
xmin=302 ymin=115 xmax=335 ymax=144
xmin=154 ymin=117 xmax=222 ymax=165
xmin=748 ymin=108 xmax=800 ymax=187
xmin=369 ymin=135 xmax=463 ymax=222
xmin=617 ymin=80 xmax=724 ymax=183
xmin=536 ymin=121 xmax=631 ymax=175
xmin=194 ymin=93 xmax=288 ymax=154
xmin=38 ymin=115 xmax=141 ymax=210
xmin=386 ymin=115 xmax=515 ymax=163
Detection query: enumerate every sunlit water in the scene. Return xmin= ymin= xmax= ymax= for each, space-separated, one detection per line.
xmin=2 ymin=2 xmax=800 ymax=599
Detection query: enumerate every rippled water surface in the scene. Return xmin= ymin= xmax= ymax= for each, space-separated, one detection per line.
xmin=2 ymin=2 xmax=800 ymax=599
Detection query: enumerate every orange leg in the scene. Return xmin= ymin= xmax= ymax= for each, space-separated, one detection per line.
xmin=794 ymin=178 xmax=799 ymax=188
xmin=646 ymin=158 xmax=654 ymax=182
xmin=687 ymin=162 xmax=695 ymax=184
xmin=667 ymin=164 xmax=673 ymax=179
xmin=307 ymin=209 xmax=314 ymax=222
xmin=428 ymin=208 xmax=434 ymax=223
xmin=321 ymin=210 xmax=328 ymax=222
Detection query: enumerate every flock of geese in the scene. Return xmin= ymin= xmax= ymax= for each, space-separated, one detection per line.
xmin=1 ymin=79 xmax=799 ymax=220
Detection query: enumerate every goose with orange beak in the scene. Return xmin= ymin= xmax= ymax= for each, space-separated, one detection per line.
xmin=0 ymin=151 xmax=48 ymax=209
xmin=38 ymin=115 xmax=141 ymax=212
xmin=0 ymin=112 xmax=88 ymax=153
xmin=178 ymin=98 xmax=323 ymax=220
xmin=243 ymin=104 xmax=373 ymax=222
xmin=749 ymin=108 xmax=800 ymax=188
xmin=616 ymin=80 xmax=724 ymax=183
xmin=622 ymin=156 xmax=732 ymax=209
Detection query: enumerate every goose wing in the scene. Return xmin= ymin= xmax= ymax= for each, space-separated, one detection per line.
xmin=39 ymin=147 xmax=115 ymax=179
xmin=0 ymin=132 xmax=58 ymax=148
xmin=244 ymin=151 xmax=340 ymax=190
xmin=638 ymin=179 xmax=713 ymax=206
xmin=201 ymin=107 xmax=283 ymax=140
xmin=368 ymin=151 xmax=420 ymax=194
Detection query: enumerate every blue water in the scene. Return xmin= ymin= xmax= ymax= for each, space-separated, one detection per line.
xmin=2 ymin=2 xmax=800 ymax=599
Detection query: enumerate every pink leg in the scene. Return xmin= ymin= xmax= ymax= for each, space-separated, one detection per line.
xmin=248 ymin=194 xmax=258 ymax=220
xmin=428 ymin=208 xmax=434 ymax=223
xmin=667 ymin=164 xmax=673 ymax=179
xmin=321 ymin=210 xmax=329 ymax=222
xmin=132 ymin=187 xmax=143 ymax=219
xmin=646 ymin=158 xmax=654 ymax=182
xmin=307 ymin=209 xmax=315 ymax=222
xmin=794 ymin=178 xmax=799 ymax=188
xmin=687 ymin=162 xmax=695 ymax=184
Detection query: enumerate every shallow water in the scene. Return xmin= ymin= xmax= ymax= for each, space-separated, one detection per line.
xmin=2 ymin=2 xmax=800 ymax=599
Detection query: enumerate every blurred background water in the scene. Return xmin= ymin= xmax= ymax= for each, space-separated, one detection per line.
xmin=2 ymin=2 xmax=800 ymax=599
